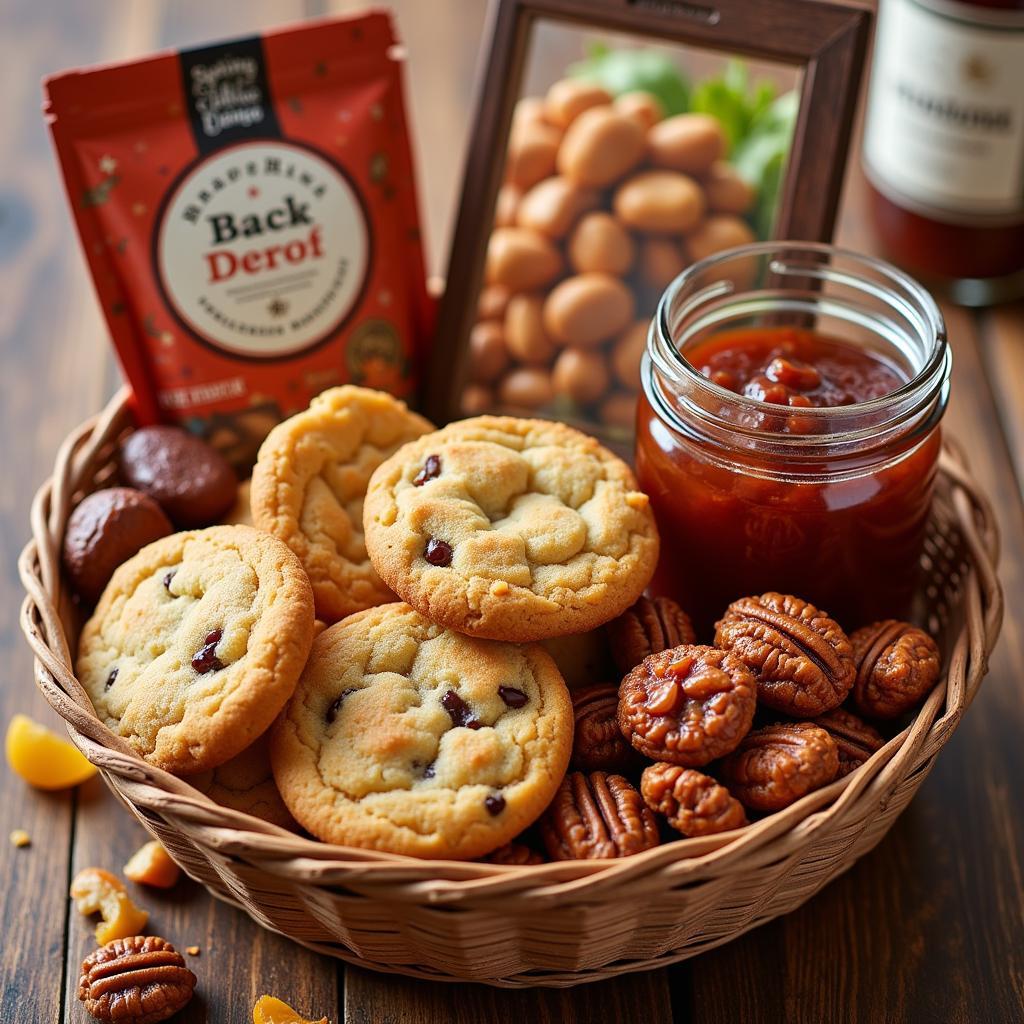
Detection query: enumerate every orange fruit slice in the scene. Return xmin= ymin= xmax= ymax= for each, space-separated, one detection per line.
xmin=253 ymin=995 xmax=329 ymax=1024
xmin=5 ymin=714 xmax=97 ymax=789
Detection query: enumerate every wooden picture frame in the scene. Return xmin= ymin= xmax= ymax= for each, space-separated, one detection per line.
xmin=425 ymin=0 xmax=872 ymax=426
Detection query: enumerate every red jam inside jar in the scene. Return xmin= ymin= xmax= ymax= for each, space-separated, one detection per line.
xmin=693 ymin=326 xmax=905 ymax=410
xmin=636 ymin=244 xmax=951 ymax=634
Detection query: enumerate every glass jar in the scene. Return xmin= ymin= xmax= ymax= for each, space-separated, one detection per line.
xmin=862 ymin=0 xmax=1024 ymax=305
xmin=636 ymin=242 xmax=952 ymax=634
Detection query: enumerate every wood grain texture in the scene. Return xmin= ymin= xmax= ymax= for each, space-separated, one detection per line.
xmin=0 ymin=3 xmax=129 ymax=1022
xmin=1 ymin=2 xmax=1022 ymax=1022
xmin=980 ymin=304 xmax=1024 ymax=495
xmin=344 ymin=965 xmax=673 ymax=1024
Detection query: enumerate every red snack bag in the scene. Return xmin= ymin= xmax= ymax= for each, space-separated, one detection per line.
xmin=45 ymin=11 xmax=432 ymax=465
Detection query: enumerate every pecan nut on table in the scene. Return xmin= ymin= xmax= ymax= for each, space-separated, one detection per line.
xmin=78 ymin=935 xmax=196 ymax=1024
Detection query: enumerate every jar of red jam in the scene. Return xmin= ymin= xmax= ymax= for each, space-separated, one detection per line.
xmin=636 ymin=242 xmax=951 ymax=634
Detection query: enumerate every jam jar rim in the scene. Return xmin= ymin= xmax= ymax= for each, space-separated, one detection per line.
xmin=647 ymin=241 xmax=951 ymax=453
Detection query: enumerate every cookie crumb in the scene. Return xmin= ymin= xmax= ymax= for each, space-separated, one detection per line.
xmin=10 ymin=829 xmax=30 ymax=848
xmin=491 ymin=580 xmax=511 ymax=597
xmin=625 ymin=491 xmax=649 ymax=510
xmin=185 ymin=945 xmax=200 ymax=956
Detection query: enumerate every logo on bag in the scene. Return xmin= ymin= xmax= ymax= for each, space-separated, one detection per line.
xmin=155 ymin=140 xmax=371 ymax=360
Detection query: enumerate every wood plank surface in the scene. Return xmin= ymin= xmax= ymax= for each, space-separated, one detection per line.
xmin=980 ymin=305 xmax=1024 ymax=495
xmin=1 ymin=2 xmax=1022 ymax=1023
xmin=344 ymin=966 xmax=673 ymax=1024
xmin=0 ymin=4 xmax=134 ymax=1022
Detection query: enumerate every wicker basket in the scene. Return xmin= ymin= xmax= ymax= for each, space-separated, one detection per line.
xmin=19 ymin=390 xmax=1003 ymax=988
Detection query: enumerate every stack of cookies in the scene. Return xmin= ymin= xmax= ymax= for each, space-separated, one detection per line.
xmin=74 ymin=386 xmax=662 ymax=861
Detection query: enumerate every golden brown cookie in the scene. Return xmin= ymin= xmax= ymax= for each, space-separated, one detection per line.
xmin=271 ymin=603 xmax=573 ymax=859
xmin=362 ymin=416 xmax=659 ymax=642
xmin=76 ymin=525 xmax=315 ymax=775
xmin=190 ymin=732 xmax=297 ymax=830
xmin=251 ymin=386 xmax=433 ymax=622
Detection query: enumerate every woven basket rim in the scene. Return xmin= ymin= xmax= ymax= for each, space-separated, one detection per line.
xmin=18 ymin=389 xmax=1005 ymax=898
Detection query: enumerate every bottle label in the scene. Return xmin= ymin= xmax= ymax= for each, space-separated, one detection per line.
xmin=864 ymin=0 xmax=1024 ymax=222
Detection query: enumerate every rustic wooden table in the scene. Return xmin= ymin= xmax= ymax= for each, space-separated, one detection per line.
xmin=2 ymin=2 xmax=1023 ymax=1021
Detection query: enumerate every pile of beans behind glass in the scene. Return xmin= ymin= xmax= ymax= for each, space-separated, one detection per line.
xmin=465 ymin=77 xmax=756 ymax=431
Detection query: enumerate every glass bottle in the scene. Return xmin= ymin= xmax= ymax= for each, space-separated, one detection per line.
xmin=862 ymin=0 xmax=1024 ymax=305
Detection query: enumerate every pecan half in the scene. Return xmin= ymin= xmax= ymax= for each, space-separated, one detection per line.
xmin=814 ymin=707 xmax=885 ymax=777
xmin=484 ymin=841 xmax=545 ymax=866
xmin=618 ymin=644 xmax=756 ymax=766
xmin=607 ymin=596 xmax=697 ymax=674
xmin=850 ymin=620 xmax=941 ymax=719
xmin=570 ymin=684 xmax=639 ymax=772
xmin=539 ymin=771 xmax=660 ymax=860
xmin=640 ymin=763 xmax=747 ymax=837
xmin=78 ymin=935 xmax=196 ymax=1024
xmin=719 ymin=722 xmax=839 ymax=811
xmin=715 ymin=592 xmax=855 ymax=716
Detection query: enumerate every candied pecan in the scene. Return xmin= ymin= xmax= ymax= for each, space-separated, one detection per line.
xmin=850 ymin=620 xmax=941 ymax=719
xmin=485 ymin=841 xmax=545 ymax=866
xmin=78 ymin=935 xmax=196 ymax=1024
xmin=570 ymin=684 xmax=639 ymax=772
xmin=640 ymin=763 xmax=747 ymax=837
xmin=715 ymin=592 xmax=855 ymax=716
xmin=539 ymin=771 xmax=660 ymax=860
xmin=618 ymin=644 xmax=756 ymax=766
xmin=607 ymin=596 xmax=697 ymax=674
xmin=720 ymin=722 xmax=839 ymax=812
xmin=814 ymin=707 xmax=885 ymax=777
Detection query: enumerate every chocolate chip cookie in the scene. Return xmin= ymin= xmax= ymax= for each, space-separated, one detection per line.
xmin=76 ymin=525 xmax=315 ymax=775
xmin=251 ymin=386 xmax=433 ymax=622
xmin=362 ymin=416 xmax=659 ymax=642
xmin=271 ymin=602 xmax=573 ymax=859
xmin=190 ymin=731 xmax=297 ymax=830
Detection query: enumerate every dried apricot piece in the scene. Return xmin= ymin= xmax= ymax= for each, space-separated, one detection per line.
xmin=123 ymin=840 xmax=180 ymax=889
xmin=70 ymin=867 xmax=149 ymax=944
xmin=253 ymin=995 xmax=329 ymax=1024
xmin=5 ymin=713 xmax=97 ymax=789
